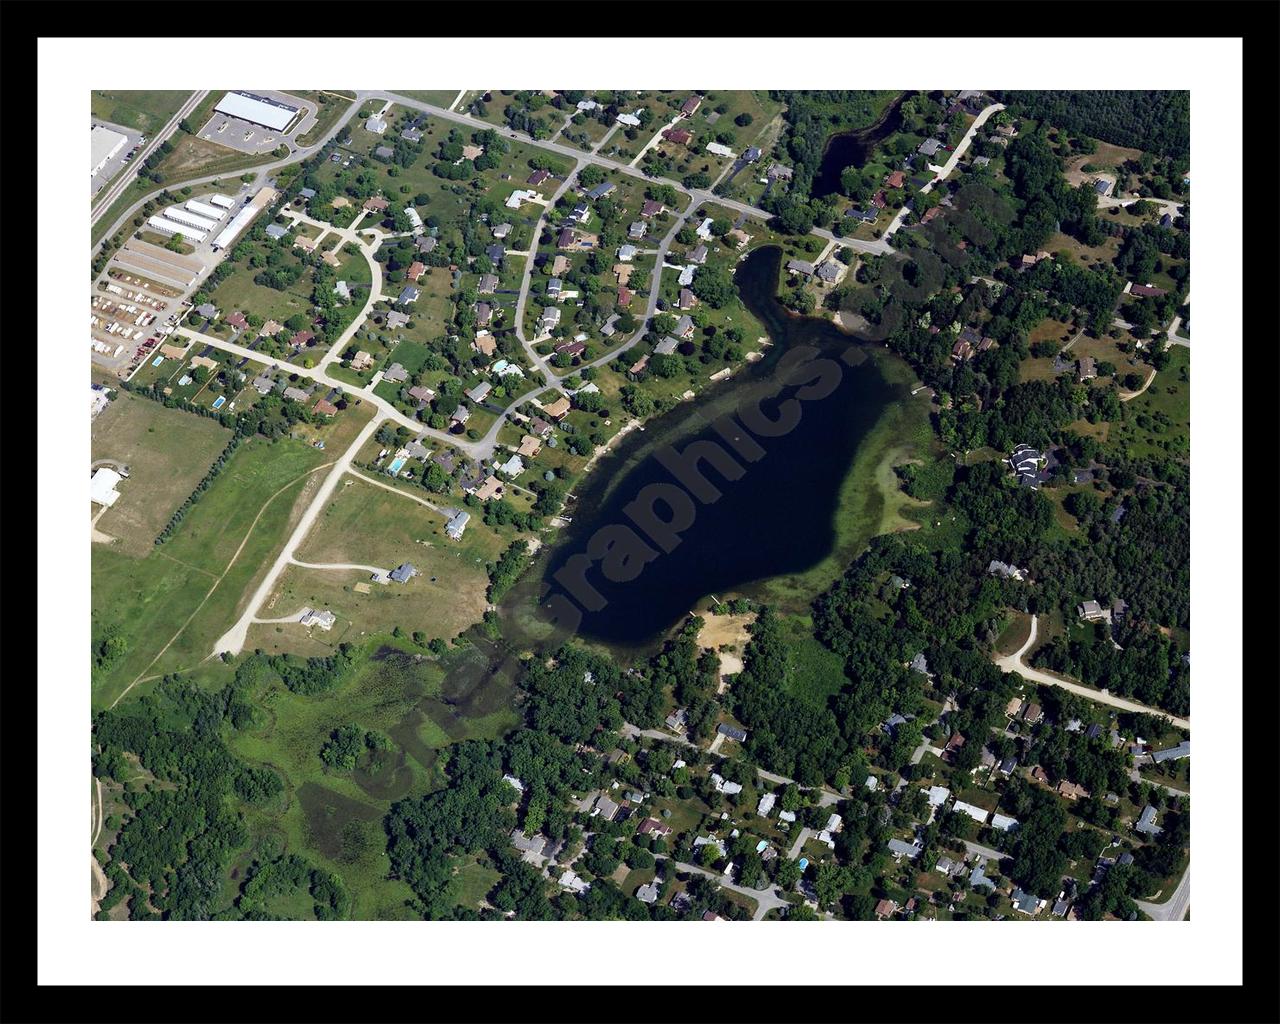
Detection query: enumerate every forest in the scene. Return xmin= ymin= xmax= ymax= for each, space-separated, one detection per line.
xmin=998 ymin=90 xmax=1190 ymax=160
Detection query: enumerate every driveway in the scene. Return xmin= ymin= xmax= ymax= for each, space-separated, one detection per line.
xmin=995 ymin=615 xmax=1191 ymax=730
xmin=212 ymin=412 xmax=383 ymax=656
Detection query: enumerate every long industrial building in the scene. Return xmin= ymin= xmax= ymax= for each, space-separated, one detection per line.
xmin=91 ymin=125 xmax=128 ymax=176
xmin=213 ymin=92 xmax=300 ymax=132
xmin=164 ymin=206 xmax=219 ymax=233
xmin=212 ymin=186 xmax=280 ymax=251
xmin=206 ymin=194 xmax=237 ymax=210
xmin=185 ymin=199 xmax=227 ymax=221
xmin=147 ymin=215 xmax=207 ymax=244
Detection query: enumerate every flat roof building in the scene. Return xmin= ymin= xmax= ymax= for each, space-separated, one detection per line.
xmin=212 ymin=186 xmax=279 ymax=251
xmin=214 ymin=92 xmax=300 ymax=133
xmin=90 ymin=468 xmax=124 ymax=507
xmin=91 ymin=125 xmax=128 ymax=176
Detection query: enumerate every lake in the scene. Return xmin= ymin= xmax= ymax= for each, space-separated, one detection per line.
xmin=811 ymin=92 xmax=909 ymax=198
xmin=526 ymin=245 xmax=906 ymax=651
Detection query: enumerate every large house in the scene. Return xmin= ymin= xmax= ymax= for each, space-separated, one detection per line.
xmin=1006 ymin=443 xmax=1047 ymax=488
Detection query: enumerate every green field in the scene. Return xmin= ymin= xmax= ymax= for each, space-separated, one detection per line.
xmin=780 ymin=615 xmax=849 ymax=707
xmin=92 ymin=391 xmax=232 ymax=557
xmin=1107 ymin=345 xmax=1190 ymax=461
xmin=208 ymin=254 xmax=317 ymax=323
xmin=225 ymin=637 xmax=520 ymax=918
xmin=92 ymin=90 xmax=192 ymax=134
xmin=292 ymin=475 xmax=504 ymax=640
xmin=90 ymin=421 xmax=359 ymax=709
xmin=392 ymin=91 xmax=462 ymax=109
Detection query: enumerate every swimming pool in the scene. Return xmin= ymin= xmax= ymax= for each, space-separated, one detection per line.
xmin=211 ymin=395 xmax=226 ymax=409
xmin=152 ymin=356 xmax=164 ymax=366
xmin=387 ymin=456 xmax=406 ymax=474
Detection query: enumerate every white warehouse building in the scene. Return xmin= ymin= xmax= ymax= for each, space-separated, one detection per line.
xmin=212 ymin=186 xmax=279 ymax=251
xmin=91 ymin=125 xmax=128 ymax=176
xmin=164 ymin=206 xmax=219 ymax=233
xmin=213 ymin=91 xmax=300 ymax=132
xmin=148 ymin=215 xmax=207 ymax=244
xmin=207 ymin=194 xmax=237 ymax=210
xmin=185 ymin=199 xmax=227 ymax=222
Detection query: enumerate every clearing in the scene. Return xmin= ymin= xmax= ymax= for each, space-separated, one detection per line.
xmin=91 ymin=391 xmax=232 ymax=557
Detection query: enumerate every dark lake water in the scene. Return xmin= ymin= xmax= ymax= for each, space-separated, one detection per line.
xmin=527 ymin=246 xmax=903 ymax=650
xmin=811 ymin=92 xmax=909 ymax=198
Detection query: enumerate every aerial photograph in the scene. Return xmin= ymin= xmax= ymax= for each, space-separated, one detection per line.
xmin=88 ymin=87 xmax=1191 ymax=924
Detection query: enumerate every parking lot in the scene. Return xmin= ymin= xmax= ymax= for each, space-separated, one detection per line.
xmin=195 ymin=90 xmax=317 ymax=154
xmin=91 ymin=120 xmax=144 ymax=197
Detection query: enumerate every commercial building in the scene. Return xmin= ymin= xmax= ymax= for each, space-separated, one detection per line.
xmin=212 ymin=186 xmax=280 ymax=251
xmin=90 ymin=468 xmax=124 ymax=508
xmin=91 ymin=125 xmax=128 ymax=176
xmin=206 ymin=194 xmax=237 ymax=210
xmin=147 ymin=215 xmax=207 ymax=244
xmin=184 ymin=199 xmax=226 ymax=222
xmin=213 ymin=91 xmax=300 ymax=133
xmin=164 ymin=206 xmax=219 ymax=233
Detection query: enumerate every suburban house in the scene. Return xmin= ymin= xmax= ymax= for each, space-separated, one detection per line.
xmin=641 ymin=199 xmax=665 ymax=218
xmin=397 ymin=285 xmax=420 ymax=305
xmin=472 ymin=475 xmax=504 ymax=502
xmin=680 ymin=95 xmax=702 ymax=117
xmin=383 ymin=363 xmax=409 ymax=384
xmin=1077 ymin=599 xmax=1109 ymax=622
xmin=388 ymin=562 xmax=416 ymax=583
xmin=687 ymin=244 xmax=708 ymax=265
xmin=542 ymin=396 xmax=571 ymax=421
xmin=527 ymin=168 xmax=550 ymax=186
xmin=365 ymin=114 xmax=387 ymax=134
xmin=1077 ymin=356 xmax=1097 ymax=382
xmin=1006 ymin=443 xmax=1046 ymax=488
xmin=988 ymin=560 xmax=1026 ymax=581
xmin=786 ymin=259 xmax=815 ymax=277
xmin=628 ymin=221 xmax=647 ymax=240
xmin=674 ymin=315 xmax=695 ymax=339
xmin=465 ymin=381 xmax=492 ymax=404
xmin=1135 ymin=805 xmax=1163 ymax=836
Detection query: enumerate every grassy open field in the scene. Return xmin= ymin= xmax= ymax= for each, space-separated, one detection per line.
xmin=91 ymin=438 xmax=331 ymax=708
xmin=92 ymin=391 xmax=232 ymax=557
xmin=291 ymin=475 xmax=504 ymax=641
xmin=91 ymin=405 xmax=373 ymax=709
xmin=780 ymin=615 xmax=849 ymax=707
xmin=1107 ymin=345 xmax=1190 ymax=461
xmin=151 ymin=135 xmax=275 ymax=188
xmin=92 ymin=90 xmax=192 ymax=134
xmin=393 ymin=91 xmax=461 ymax=108
xmin=208 ymin=254 xmax=316 ymax=323
xmin=295 ymin=93 xmax=354 ymax=147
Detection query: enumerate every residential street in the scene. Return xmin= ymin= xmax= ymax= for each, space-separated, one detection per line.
xmin=1137 ymin=865 xmax=1190 ymax=921
xmin=995 ymin=615 xmax=1191 ymax=730
xmin=878 ymin=102 xmax=1005 ymax=241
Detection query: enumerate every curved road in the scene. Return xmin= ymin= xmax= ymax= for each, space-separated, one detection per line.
xmin=996 ymin=615 xmax=1190 ymax=730
xmin=1137 ymin=865 xmax=1190 ymax=921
